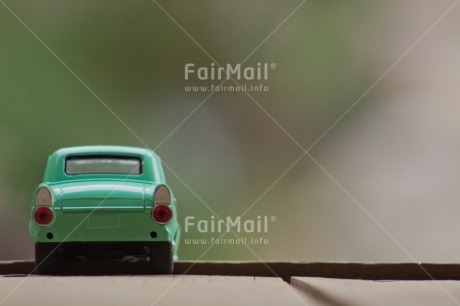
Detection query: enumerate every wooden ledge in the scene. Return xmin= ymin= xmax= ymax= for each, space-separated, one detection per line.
xmin=2 ymin=261 xmax=460 ymax=281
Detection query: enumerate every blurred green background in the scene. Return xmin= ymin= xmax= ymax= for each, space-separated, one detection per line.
xmin=2 ymin=0 xmax=460 ymax=262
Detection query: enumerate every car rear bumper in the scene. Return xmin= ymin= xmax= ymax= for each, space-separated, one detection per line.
xmin=35 ymin=241 xmax=173 ymax=258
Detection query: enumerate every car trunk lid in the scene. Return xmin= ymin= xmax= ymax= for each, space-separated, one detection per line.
xmin=60 ymin=181 xmax=146 ymax=212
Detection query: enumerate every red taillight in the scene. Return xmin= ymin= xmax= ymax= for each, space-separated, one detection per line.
xmin=152 ymin=204 xmax=172 ymax=224
xmin=34 ymin=206 xmax=54 ymax=225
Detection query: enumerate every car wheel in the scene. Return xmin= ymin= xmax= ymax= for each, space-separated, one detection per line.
xmin=150 ymin=242 xmax=173 ymax=274
xmin=35 ymin=243 xmax=61 ymax=275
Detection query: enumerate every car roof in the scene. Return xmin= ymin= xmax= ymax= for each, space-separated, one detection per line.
xmin=43 ymin=146 xmax=164 ymax=183
xmin=52 ymin=145 xmax=158 ymax=158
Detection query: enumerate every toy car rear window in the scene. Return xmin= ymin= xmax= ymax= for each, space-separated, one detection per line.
xmin=65 ymin=156 xmax=142 ymax=175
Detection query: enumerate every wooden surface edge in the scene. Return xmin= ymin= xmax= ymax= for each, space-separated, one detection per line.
xmin=2 ymin=261 xmax=460 ymax=281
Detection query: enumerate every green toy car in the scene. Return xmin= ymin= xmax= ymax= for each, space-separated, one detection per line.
xmin=29 ymin=146 xmax=180 ymax=274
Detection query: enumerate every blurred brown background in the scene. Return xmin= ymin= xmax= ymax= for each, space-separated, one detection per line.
xmin=1 ymin=0 xmax=460 ymax=262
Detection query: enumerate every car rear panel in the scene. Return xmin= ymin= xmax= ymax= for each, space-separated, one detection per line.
xmin=30 ymin=209 xmax=179 ymax=243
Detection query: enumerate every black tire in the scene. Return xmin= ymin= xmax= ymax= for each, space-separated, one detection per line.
xmin=35 ymin=243 xmax=61 ymax=275
xmin=150 ymin=242 xmax=173 ymax=274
